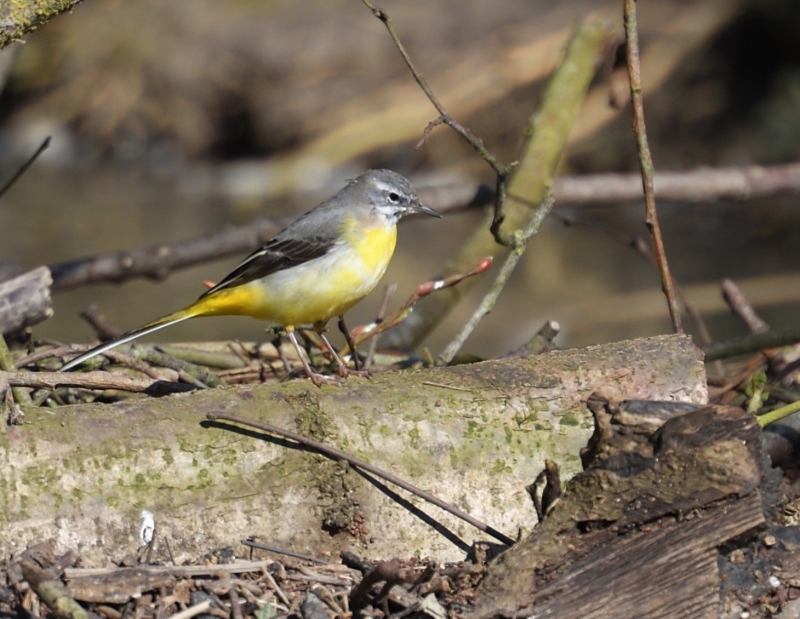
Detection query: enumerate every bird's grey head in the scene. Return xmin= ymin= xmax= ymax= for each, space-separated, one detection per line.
xmin=351 ymin=169 xmax=441 ymax=222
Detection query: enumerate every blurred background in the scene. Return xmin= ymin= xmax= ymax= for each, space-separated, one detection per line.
xmin=1 ymin=0 xmax=799 ymax=358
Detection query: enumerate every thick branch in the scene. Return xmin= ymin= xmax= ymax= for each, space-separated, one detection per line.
xmin=0 ymin=0 xmax=86 ymax=49
xmin=552 ymin=162 xmax=800 ymax=205
xmin=49 ymin=218 xmax=281 ymax=291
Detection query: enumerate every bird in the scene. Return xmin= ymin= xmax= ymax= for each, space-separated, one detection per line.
xmin=60 ymin=169 xmax=441 ymax=385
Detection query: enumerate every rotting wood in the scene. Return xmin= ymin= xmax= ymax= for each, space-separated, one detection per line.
xmin=471 ymin=396 xmax=764 ymax=619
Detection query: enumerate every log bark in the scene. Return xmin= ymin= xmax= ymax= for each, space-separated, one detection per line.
xmin=0 ymin=334 xmax=706 ymax=565
xmin=0 ymin=266 xmax=53 ymax=334
xmin=0 ymin=0 xmax=86 ymax=49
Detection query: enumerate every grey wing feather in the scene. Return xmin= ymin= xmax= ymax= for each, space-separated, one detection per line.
xmin=200 ymin=202 xmax=345 ymax=298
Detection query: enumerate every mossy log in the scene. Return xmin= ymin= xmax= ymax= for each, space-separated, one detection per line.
xmin=1 ymin=334 xmax=706 ymax=564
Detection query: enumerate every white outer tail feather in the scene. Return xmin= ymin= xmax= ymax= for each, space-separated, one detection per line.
xmin=60 ymin=314 xmax=194 ymax=371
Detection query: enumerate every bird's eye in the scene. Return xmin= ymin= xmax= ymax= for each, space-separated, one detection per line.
xmin=388 ymin=192 xmax=400 ymax=203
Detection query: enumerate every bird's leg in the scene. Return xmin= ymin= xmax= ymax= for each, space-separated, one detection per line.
xmin=269 ymin=330 xmax=294 ymax=376
xmin=315 ymin=321 xmax=370 ymax=379
xmin=337 ymin=315 xmax=363 ymax=371
xmin=285 ymin=328 xmax=338 ymax=387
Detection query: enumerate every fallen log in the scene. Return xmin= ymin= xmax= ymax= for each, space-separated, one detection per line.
xmin=1 ymin=334 xmax=706 ymax=564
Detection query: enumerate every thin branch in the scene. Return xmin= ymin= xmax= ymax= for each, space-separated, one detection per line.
xmin=359 ymin=0 xmax=512 ymax=247
xmin=721 ymin=279 xmax=769 ymax=334
xmin=624 ymin=0 xmax=682 ymax=334
xmin=49 ymin=218 xmax=282 ymax=291
xmin=702 ymin=328 xmax=800 ymax=362
xmin=0 ymin=136 xmax=50 ymax=199
xmin=351 ymin=258 xmax=493 ymax=348
xmin=360 ymin=0 xmax=509 ymax=178
xmin=440 ymin=192 xmax=555 ymax=365
xmin=1 ymin=370 xmax=169 ymax=393
xmin=207 ymin=411 xmax=515 ymax=546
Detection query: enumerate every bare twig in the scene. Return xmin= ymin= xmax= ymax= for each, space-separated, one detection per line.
xmin=80 ymin=304 xmax=124 ymax=340
xmin=722 ymin=279 xmax=770 ymax=334
xmin=166 ymin=600 xmax=211 ymax=619
xmin=64 ymin=562 xmax=275 ymax=580
xmin=352 ymin=258 xmax=493 ymax=348
xmin=440 ymin=192 xmax=555 ymax=364
xmin=207 ymin=411 xmax=515 ymax=546
xmin=702 ymin=328 xmax=800 ymax=361
xmin=359 ymin=0 xmax=509 ymax=179
xmin=380 ymin=21 xmax=611 ymax=350
xmin=364 ymin=283 xmax=396 ymax=370
xmin=624 ymin=0 xmax=682 ymax=334
xmin=1 ymin=370 xmax=167 ymax=393
xmin=359 ymin=0 xmax=512 ymax=247
xmin=49 ymin=218 xmax=282 ymax=291
xmin=551 ymin=213 xmax=711 ymax=343
xmin=0 ymin=136 xmax=50 ymax=199
xmin=240 ymin=540 xmax=328 ymax=566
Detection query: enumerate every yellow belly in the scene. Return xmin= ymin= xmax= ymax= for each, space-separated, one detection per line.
xmin=191 ymin=217 xmax=397 ymax=328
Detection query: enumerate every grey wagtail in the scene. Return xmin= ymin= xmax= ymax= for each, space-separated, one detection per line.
xmin=61 ymin=169 xmax=441 ymax=385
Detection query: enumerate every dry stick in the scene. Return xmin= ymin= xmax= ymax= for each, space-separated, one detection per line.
xmin=364 ymin=283 xmax=397 ymax=370
xmin=1 ymin=370 xmax=160 ymax=392
xmin=240 ymin=539 xmax=329 ymax=566
xmin=351 ymin=258 xmax=493 ymax=348
xmin=624 ymin=0 xmax=682 ymax=334
xmin=167 ymin=601 xmax=211 ymax=619
xmin=207 ymin=411 xmax=515 ymax=547
xmin=359 ymin=1 xmax=508 ymax=180
xmin=49 ymin=218 xmax=282 ymax=292
xmin=440 ymin=192 xmax=555 ymax=364
xmin=0 ymin=136 xmax=50 ymax=199
xmin=552 ymin=163 xmax=800 ymax=205
xmin=702 ymin=329 xmax=800 ymax=362
xmin=721 ymin=279 xmax=770 ymax=334
xmin=359 ymin=0 xmax=513 ymax=248
xmin=65 ymin=562 xmax=274 ymax=579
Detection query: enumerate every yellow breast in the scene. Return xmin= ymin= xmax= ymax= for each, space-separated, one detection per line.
xmin=192 ymin=212 xmax=398 ymax=328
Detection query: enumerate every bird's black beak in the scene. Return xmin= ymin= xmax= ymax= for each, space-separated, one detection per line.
xmin=413 ymin=202 xmax=442 ymax=218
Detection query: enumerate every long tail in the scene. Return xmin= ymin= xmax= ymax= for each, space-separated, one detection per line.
xmin=60 ymin=307 xmax=199 ymax=371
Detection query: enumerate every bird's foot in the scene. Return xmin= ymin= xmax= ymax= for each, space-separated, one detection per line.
xmin=336 ymin=366 xmax=371 ymax=380
xmin=304 ymin=369 xmax=341 ymax=388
